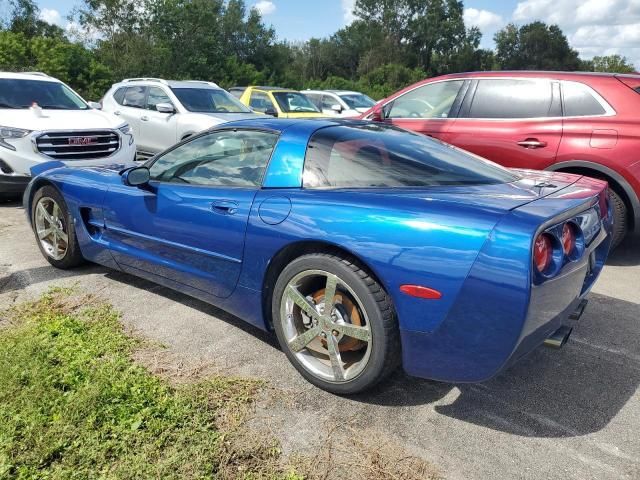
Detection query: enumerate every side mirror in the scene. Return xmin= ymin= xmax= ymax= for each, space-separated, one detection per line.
xmin=122 ymin=166 xmax=150 ymax=187
xmin=156 ymin=102 xmax=175 ymax=114
xmin=88 ymin=101 xmax=102 ymax=110
xmin=331 ymin=104 xmax=343 ymax=113
xmin=369 ymin=104 xmax=384 ymax=122
xmin=264 ymin=107 xmax=278 ymax=117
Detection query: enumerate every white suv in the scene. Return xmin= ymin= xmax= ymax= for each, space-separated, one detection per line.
xmin=303 ymin=90 xmax=376 ymax=117
xmin=101 ymin=78 xmax=258 ymax=158
xmin=0 ymin=72 xmax=136 ymax=199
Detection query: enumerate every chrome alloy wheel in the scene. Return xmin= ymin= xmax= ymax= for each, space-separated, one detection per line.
xmin=280 ymin=269 xmax=372 ymax=383
xmin=34 ymin=197 xmax=69 ymax=261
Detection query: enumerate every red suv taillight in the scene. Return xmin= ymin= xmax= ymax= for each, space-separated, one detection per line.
xmin=561 ymin=223 xmax=577 ymax=255
xmin=534 ymin=233 xmax=553 ymax=272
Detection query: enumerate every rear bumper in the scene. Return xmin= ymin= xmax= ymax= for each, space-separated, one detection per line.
xmin=400 ymin=202 xmax=612 ymax=383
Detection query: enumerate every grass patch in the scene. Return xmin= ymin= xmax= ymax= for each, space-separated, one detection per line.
xmin=0 ymin=289 xmax=301 ymax=479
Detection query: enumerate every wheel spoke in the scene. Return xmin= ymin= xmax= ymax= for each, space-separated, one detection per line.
xmin=326 ymin=333 xmax=345 ymax=381
xmin=52 ymin=202 xmax=60 ymax=221
xmin=332 ymin=323 xmax=371 ymax=342
xmin=288 ymin=325 xmax=322 ymax=353
xmin=57 ymin=229 xmax=68 ymax=243
xmin=37 ymin=202 xmax=53 ymax=223
xmin=37 ymin=227 xmax=54 ymax=240
xmin=286 ymin=285 xmax=321 ymax=321
xmin=323 ymin=273 xmax=338 ymax=314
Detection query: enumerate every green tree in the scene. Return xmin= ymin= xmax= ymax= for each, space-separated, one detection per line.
xmin=494 ymin=21 xmax=581 ymax=70
xmin=584 ymin=54 xmax=636 ymax=73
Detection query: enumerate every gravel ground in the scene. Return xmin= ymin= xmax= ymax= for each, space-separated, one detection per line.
xmin=1 ymin=199 xmax=639 ymax=479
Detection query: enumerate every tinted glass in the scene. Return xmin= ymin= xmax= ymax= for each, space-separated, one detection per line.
xmin=272 ymin=92 xmax=320 ymax=113
xmin=305 ymin=93 xmax=322 ymax=109
xmin=249 ymin=91 xmax=275 ymax=113
xmin=339 ymin=93 xmax=375 ymax=109
xmin=303 ymin=124 xmax=518 ymax=188
xmin=146 ymin=87 xmax=173 ymax=111
xmin=171 ymin=87 xmax=250 ymax=113
xmin=113 ymin=87 xmax=126 ymax=105
xmin=562 ymin=82 xmax=606 ymax=116
xmin=388 ymin=80 xmax=463 ymax=119
xmin=149 ymin=130 xmax=278 ymax=187
xmin=123 ymin=86 xmax=146 ymax=108
xmin=0 ymin=79 xmax=88 ymax=110
xmin=469 ymin=79 xmax=553 ymax=118
xmin=322 ymin=95 xmax=338 ymax=110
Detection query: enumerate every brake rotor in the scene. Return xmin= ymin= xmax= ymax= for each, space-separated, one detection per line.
xmin=312 ymin=288 xmax=365 ymax=352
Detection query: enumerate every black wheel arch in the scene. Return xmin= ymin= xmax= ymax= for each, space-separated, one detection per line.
xmin=547 ymin=160 xmax=639 ymax=233
xmin=261 ymin=240 xmax=389 ymax=330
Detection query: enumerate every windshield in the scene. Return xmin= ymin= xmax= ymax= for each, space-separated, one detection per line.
xmin=272 ymin=91 xmax=321 ymax=113
xmin=170 ymin=87 xmax=251 ymax=113
xmin=339 ymin=93 xmax=376 ymax=109
xmin=303 ymin=124 xmax=519 ymax=188
xmin=0 ymin=79 xmax=88 ymax=110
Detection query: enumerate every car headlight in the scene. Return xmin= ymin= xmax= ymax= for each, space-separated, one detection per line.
xmin=0 ymin=126 xmax=31 ymax=151
xmin=118 ymin=123 xmax=132 ymax=135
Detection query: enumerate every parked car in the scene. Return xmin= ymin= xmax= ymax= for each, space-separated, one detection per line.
xmin=101 ymin=78 xmax=257 ymax=158
xmin=0 ymin=71 xmax=135 ymax=199
xmin=24 ymin=118 xmax=611 ymax=394
xmin=363 ymin=71 xmax=640 ymax=248
xmin=304 ymin=89 xmax=376 ymax=117
xmin=236 ymin=86 xmax=325 ymax=118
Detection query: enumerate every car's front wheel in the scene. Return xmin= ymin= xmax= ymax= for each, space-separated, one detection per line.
xmin=31 ymin=185 xmax=85 ymax=269
xmin=272 ymin=253 xmax=400 ymax=394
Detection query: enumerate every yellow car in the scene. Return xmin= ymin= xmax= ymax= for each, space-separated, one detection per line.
xmin=234 ymin=86 xmax=326 ymax=118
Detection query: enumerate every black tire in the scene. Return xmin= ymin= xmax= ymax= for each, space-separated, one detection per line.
xmin=272 ymin=253 xmax=400 ymax=395
xmin=31 ymin=185 xmax=85 ymax=269
xmin=609 ymin=188 xmax=627 ymax=249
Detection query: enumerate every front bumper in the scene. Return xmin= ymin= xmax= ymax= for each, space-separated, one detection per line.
xmin=0 ymin=172 xmax=30 ymax=194
xmin=0 ymin=131 xmax=136 ymax=177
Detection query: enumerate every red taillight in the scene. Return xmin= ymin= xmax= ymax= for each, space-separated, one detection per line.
xmin=534 ymin=233 xmax=553 ymax=272
xmin=561 ymin=223 xmax=576 ymax=255
xmin=400 ymin=285 xmax=442 ymax=299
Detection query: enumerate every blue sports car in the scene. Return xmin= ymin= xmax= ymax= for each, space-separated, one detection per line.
xmin=24 ymin=119 xmax=612 ymax=394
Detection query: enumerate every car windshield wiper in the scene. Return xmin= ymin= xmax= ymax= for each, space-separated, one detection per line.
xmin=39 ymin=105 xmax=83 ymax=110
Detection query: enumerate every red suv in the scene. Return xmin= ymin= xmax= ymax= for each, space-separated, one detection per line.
xmin=365 ymin=71 xmax=640 ymax=247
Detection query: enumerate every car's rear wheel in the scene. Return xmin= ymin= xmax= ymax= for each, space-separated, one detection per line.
xmin=272 ymin=253 xmax=400 ymax=394
xmin=31 ymin=186 xmax=84 ymax=269
xmin=609 ymin=188 xmax=627 ymax=249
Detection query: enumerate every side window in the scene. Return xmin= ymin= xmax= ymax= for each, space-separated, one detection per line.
xmin=146 ymin=87 xmax=173 ymax=111
xmin=306 ymin=94 xmax=322 ymax=110
xmin=113 ymin=87 xmax=126 ymax=105
xmin=148 ymin=130 xmax=278 ymax=187
xmin=249 ymin=91 xmax=274 ymax=113
xmin=468 ymin=79 xmax=553 ymax=119
xmin=122 ymin=86 xmax=147 ymax=108
xmin=322 ymin=95 xmax=337 ymax=110
xmin=388 ymin=80 xmax=464 ymax=119
xmin=562 ymin=82 xmax=607 ymax=117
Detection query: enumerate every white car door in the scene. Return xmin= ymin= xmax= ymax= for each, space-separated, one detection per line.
xmin=117 ymin=86 xmax=147 ymax=142
xmin=140 ymin=86 xmax=179 ymax=153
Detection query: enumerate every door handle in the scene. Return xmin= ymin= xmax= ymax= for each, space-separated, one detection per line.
xmin=517 ymin=139 xmax=547 ymax=149
xmin=211 ymin=200 xmax=239 ymax=215
xmin=114 ymin=111 xmax=121 ymax=116
xmin=141 ymin=116 xmax=149 ymax=121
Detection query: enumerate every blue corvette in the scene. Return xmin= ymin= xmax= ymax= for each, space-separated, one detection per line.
xmin=24 ymin=119 xmax=612 ymax=394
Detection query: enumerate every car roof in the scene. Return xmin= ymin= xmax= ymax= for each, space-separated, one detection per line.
xmin=304 ymin=90 xmax=361 ymax=96
xmin=0 ymin=72 xmax=60 ymax=82
xmin=433 ymin=70 xmax=640 ymax=81
xmin=214 ymin=117 xmax=369 ymax=134
xmin=114 ymin=78 xmax=221 ymax=89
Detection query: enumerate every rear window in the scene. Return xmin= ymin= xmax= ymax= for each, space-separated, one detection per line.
xmin=468 ymin=79 xmax=553 ymax=119
xmin=113 ymin=87 xmax=126 ymax=105
xmin=562 ymin=82 xmax=607 ymax=117
xmin=303 ymin=124 xmax=518 ymax=188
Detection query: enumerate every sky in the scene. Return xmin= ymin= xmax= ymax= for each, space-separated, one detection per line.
xmin=33 ymin=0 xmax=640 ymax=68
